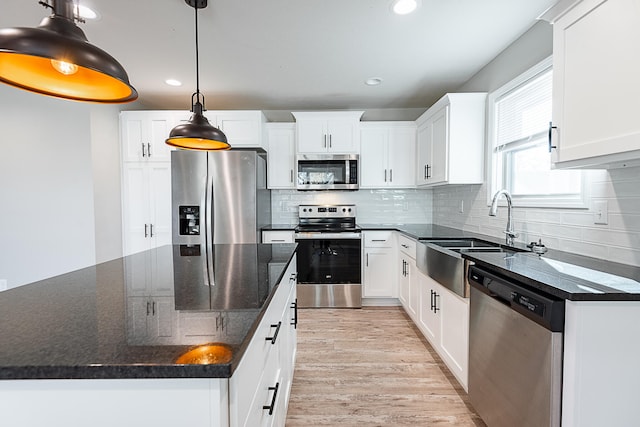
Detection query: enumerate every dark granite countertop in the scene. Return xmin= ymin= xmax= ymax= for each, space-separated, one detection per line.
xmin=359 ymin=223 xmax=640 ymax=301
xmin=0 ymin=244 xmax=297 ymax=380
xmin=262 ymin=224 xmax=296 ymax=231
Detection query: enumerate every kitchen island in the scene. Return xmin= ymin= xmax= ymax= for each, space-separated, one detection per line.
xmin=0 ymin=244 xmax=297 ymax=427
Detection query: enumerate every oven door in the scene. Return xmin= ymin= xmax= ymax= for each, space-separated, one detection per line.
xmin=295 ymin=232 xmax=362 ymax=308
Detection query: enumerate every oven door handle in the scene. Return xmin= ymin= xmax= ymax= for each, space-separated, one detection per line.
xmin=295 ymin=232 xmax=362 ymax=240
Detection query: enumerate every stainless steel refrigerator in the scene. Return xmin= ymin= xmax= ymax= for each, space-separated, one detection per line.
xmin=171 ymin=149 xmax=271 ymax=246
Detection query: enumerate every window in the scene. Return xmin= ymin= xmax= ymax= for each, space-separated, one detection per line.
xmin=489 ymin=57 xmax=585 ymax=208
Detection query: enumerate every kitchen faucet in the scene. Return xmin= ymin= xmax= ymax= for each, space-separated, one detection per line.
xmin=489 ymin=189 xmax=518 ymax=246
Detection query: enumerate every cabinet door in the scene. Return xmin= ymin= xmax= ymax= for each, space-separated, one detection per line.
xmin=418 ymin=273 xmax=441 ymax=345
xmin=296 ymin=119 xmax=326 ymax=153
xmin=398 ymin=257 xmax=410 ymax=309
xmin=428 ymin=106 xmax=448 ymax=184
xmin=327 ymin=119 xmax=359 ymax=153
xmin=406 ymin=258 xmax=418 ymax=320
xmin=216 ymin=111 xmax=265 ymax=149
xmin=267 ymin=125 xmax=296 ymax=189
xmin=126 ymin=297 xmax=151 ymax=344
xmin=121 ymin=112 xmax=174 ymax=162
xmin=387 ymin=127 xmax=416 ymax=187
xmin=439 ymin=288 xmax=469 ymax=390
xmin=363 ymin=248 xmax=396 ymax=298
xmin=122 ymin=163 xmax=151 ymax=255
xmin=416 ymin=123 xmax=430 ymax=186
xmin=552 ymin=0 xmax=640 ymax=167
xmin=360 ymin=128 xmax=388 ymax=188
xmin=147 ymin=163 xmax=172 ymax=249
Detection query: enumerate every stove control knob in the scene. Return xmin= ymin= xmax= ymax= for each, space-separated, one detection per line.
xmin=342 ymin=208 xmax=346 ymax=212
xmin=348 ymin=208 xmax=352 ymax=212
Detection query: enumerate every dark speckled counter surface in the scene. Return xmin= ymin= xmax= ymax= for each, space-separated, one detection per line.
xmin=359 ymin=223 xmax=640 ymax=301
xmin=0 ymin=244 xmax=296 ymax=380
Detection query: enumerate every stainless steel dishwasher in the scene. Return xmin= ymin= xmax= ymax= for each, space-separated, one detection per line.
xmin=467 ymin=265 xmax=565 ymax=427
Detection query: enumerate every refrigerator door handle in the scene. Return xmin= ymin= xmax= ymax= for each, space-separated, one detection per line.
xmin=204 ymin=154 xmax=215 ymax=287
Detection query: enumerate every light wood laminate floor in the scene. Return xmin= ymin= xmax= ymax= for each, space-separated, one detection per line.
xmin=286 ymin=307 xmax=486 ymax=426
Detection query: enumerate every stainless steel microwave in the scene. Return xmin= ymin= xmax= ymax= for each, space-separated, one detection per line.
xmin=296 ymin=154 xmax=359 ymax=190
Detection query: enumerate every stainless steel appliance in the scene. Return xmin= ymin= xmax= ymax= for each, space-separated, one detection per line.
xmin=171 ymin=149 xmax=271 ymax=246
xmin=296 ymin=154 xmax=358 ymax=190
xmin=295 ymin=204 xmax=361 ymax=308
xmin=467 ymin=265 xmax=564 ymax=427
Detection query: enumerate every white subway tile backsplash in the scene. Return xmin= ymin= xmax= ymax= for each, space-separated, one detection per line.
xmin=433 ymin=166 xmax=640 ymax=266
xmin=271 ymin=188 xmax=433 ymax=225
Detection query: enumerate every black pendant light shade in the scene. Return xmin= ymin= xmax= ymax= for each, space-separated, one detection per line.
xmin=0 ymin=0 xmax=137 ymax=103
xmin=166 ymin=0 xmax=229 ymax=151
xmin=166 ymin=94 xmax=229 ymax=150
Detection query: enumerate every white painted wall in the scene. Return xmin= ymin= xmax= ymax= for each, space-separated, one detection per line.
xmin=434 ymin=21 xmax=640 ymax=267
xmin=0 ymin=85 xmax=122 ymax=288
xmin=90 ymin=107 xmax=123 ymax=263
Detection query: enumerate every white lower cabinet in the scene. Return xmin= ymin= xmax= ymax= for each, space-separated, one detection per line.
xmin=397 ymin=234 xmax=419 ymax=321
xmin=417 ymin=271 xmax=469 ymax=391
xmin=363 ymin=231 xmax=397 ymax=299
xmin=229 ymin=255 xmax=297 ymax=427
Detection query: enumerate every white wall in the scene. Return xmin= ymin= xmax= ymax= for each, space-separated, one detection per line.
xmin=0 ymin=86 xmax=122 ymax=288
xmin=90 ymin=107 xmax=123 ymax=263
xmin=434 ymin=21 xmax=640 ymax=267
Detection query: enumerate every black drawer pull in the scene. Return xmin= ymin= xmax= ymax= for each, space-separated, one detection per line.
xmin=265 ymin=321 xmax=282 ymax=344
xmin=263 ymin=382 xmax=280 ymax=415
xmin=291 ymin=299 xmax=298 ymax=329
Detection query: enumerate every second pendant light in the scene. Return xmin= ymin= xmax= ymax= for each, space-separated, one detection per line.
xmin=166 ymin=0 xmax=229 ymax=151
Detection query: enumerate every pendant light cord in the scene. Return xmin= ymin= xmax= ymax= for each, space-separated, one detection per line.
xmin=194 ymin=3 xmax=200 ymax=99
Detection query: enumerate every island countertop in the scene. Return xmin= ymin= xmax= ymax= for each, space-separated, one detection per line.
xmin=0 ymin=243 xmax=297 ymax=380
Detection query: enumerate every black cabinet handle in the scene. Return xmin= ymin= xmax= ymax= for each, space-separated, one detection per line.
xmin=149 ymin=223 xmax=154 ymax=238
xmin=291 ymin=299 xmax=298 ymax=329
xmin=430 ymin=290 xmax=435 ymax=311
xmin=152 ymin=301 xmax=156 ymax=315
xmin=141 ymin=143 xmax=146 ymax=157
xmin=390 ymin=169 xmax=393 ymax=182
xmin=424 ymin=165 xmax=427 ymax=179
xmin=426 ymin=164 xmax=431 ymax=179
xmin=144 ymin=223 xmax=148 ymax=238
xmin=146 ymin=301 xmax=151 ymax=315
xmin=147 ymin=143 xmax=151 ymax=157
xmin=263 ymin=382 xmax=280 ymax=415
xmin=548 ymin=121 xmax=557 ymax=153
xmin=266 ymin=321 xmax=282 ymax=344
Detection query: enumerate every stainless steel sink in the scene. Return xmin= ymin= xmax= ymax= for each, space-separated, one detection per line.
xmin=416 ymin=239 xmax=520 ymax=298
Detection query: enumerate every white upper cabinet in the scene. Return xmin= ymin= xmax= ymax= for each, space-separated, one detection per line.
xmin=415 ymin=93 xmax=486 ymax=187
xmin=360 ymin=122 xmax=416 ymax=188
xmin=266 ymin=123 xmax=296 ymax=189
xmin=176 ymin=110 xmax=266 ymax=149
xmin=121 ymin=111 xmax=176 ymax=162
xmin=293 ymin=111 xmax=363 ymax=154
xmin=545 ymin=0 xmax=640 ymax=168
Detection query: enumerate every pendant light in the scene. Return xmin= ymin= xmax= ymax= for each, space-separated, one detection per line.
xmin=0 ymin=0 xmax=137 ymax=103
xmin=166 ymin=0 xmax=229 ymax=151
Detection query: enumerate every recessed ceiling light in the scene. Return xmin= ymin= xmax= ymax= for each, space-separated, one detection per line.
xmin=365 ymin=77 xmax=383 ymax=86
xmin=77 ymin=5 xmax=99 ymax=20
xmin=165 ymin=79 xmax=183 ymax=87
xmin=391 ymin=0 xmax=419 ymax=15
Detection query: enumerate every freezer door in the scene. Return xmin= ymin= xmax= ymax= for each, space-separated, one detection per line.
xmin=171 ymin=150 xmax=208 ymax=245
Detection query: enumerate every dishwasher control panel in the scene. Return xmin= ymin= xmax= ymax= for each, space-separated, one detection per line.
xmin=468 ymin=265 xmax=565 ymax=332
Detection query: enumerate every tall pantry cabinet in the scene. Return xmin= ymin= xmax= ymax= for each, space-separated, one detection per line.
xmin=120 ymin=111 xmax=174 ymax=256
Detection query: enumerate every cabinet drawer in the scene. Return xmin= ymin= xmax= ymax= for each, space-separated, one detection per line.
xmin=398 ymin=234 xmax=417 ymax=259
xmin=364 ymin=230 xmax=394 ymax=247
xmin=262 ymin=230 xmax=295 ymax=244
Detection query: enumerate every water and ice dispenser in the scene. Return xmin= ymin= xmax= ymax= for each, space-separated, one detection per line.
xmin=179 ymin=206 xmax=200 ymax=235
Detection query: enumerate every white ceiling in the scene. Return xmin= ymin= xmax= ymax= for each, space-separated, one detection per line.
xmin=2 ymin=0 xmax=556 ymax=114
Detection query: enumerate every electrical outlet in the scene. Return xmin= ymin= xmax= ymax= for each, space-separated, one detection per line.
xmin=593 ymin=200 xmax=608 ymax=225
xmin=0 ymin=279 xmax=7 ymax=292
